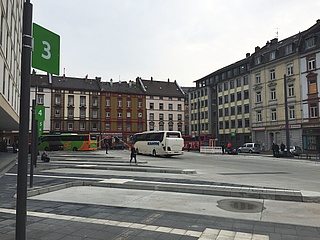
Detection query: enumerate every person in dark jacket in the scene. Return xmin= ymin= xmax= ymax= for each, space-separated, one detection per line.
xmin=280 ymin=142 xmax=286 ymax=156
xmin=130 ymin=146 xmax=137 ymax=164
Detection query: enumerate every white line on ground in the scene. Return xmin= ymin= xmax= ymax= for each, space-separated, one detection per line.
xmin=0 ymin=208 xmax=269 ymax=239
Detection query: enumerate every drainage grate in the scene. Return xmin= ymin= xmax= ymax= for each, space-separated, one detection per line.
xmin=217 ymin=199 xmax=265 ymax=213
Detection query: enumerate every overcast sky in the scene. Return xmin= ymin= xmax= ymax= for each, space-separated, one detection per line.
xmin=32 ymin=0 xmax=320 ymax=86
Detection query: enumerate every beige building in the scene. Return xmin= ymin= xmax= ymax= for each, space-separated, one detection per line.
xmin=250 ymin=37 xmax=303 ymax=149
xmin=136 ymin=77 xmax=185 ymax=133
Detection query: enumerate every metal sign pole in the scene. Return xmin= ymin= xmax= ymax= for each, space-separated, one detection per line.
xmin=16 ymin=1 xmax=33 ymax=239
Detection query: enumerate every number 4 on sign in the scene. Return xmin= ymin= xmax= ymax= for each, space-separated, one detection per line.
xmin=38 ymin=109 xmax=42 ymax=116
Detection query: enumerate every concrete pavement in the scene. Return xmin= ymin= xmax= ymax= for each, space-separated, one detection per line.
xmin=0 ymin=150 xmax=320 ymax=239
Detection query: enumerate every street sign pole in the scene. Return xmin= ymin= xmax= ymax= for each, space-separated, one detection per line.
xmin=16 ymin=1 xmax=33 ymax=239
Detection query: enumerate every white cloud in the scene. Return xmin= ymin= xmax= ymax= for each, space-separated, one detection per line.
xmin=32 ymin=0 xmax=320 ymax=86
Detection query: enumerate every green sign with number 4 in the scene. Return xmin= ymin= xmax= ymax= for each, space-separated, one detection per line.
xmin=32 ymin=23 xmax=60 ymax=75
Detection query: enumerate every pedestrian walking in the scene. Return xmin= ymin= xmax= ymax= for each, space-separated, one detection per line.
xmin=104 ymin=137 xmax=109 ymax=154
xmin=221 ymin=143 xmax=225 ymax=154
xmin=130 ymin=146 xmax=137 ymax=164
xmin=275 ymin=143 xmax=280 ymax=157
xmin=280 ymin=142 xmax=286 ymax=157
xmin=272 ymin=142 xmax=276 ymax=157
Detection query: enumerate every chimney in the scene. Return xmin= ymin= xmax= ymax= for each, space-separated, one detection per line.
xmin=271 ymin=38 xmax=278 ymax=45
xmin=129 ymin=80 xmax=132 ymax=87
xmin=95 ymin=76 xmax=101 ymax=82
xmin=167 ymin=78 xmax=170 ymax=83
xmin=110 ymin=78 xmax=113 ymax=87
xmin=151 ymin=76 xmax=153 ymax=81
xmin=255 ymin=46 xmax=260 ymax=52
xmin=246 ymin=53 xmax=250 ymax=58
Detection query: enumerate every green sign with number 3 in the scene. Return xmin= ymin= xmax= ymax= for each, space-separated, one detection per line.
xmin=32 ymin=23 xmax=60 ymax=75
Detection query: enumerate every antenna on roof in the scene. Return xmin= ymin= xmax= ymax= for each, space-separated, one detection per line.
xmin=275 ymin=27 xmax=279 ymax=39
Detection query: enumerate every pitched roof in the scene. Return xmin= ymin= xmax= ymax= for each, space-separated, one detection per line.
xmin=100 ymin=80 xmax=145 ymax=94
xmin=51 ymin=75 xmax=101 ymax=91
xmin=137 ymin=77 xmax=185 ymax=97
xmin=30 ymin=74 xmax=51 ymax=88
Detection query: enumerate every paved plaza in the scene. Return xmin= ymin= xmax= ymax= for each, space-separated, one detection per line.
xmin=0 ymin=150 xmax=320 ymax=239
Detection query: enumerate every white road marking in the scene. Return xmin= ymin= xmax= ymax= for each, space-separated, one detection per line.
xmin=0 ymin=208 xmax=269 ymax=239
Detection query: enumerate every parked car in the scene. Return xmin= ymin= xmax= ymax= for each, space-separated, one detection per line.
xmin=238 ymin=143 xmax=261 ymax=154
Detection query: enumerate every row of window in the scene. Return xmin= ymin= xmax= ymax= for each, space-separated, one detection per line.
xmin=53 ymin=121 xmax=146 ymax=132
xmin=190 ymin=100 xmax=209 ymax=109
xmin=149 ymin=113 xmax=182 ymax=121
xmin=149 ymin=102 xmax=182 ymax=111
xmin=218 ymin=76 xmax=249 ymax=92
xmin=54 ymin=95 xmax=145 ymax=108
xmin=219 ymin=119 xmax=250 ymax=129
xmin=218 ymin=90 xmax=249 ymax=105
xmin=54 ymin=107 xmax=145 ymax=119
xmin=149 ymin=123 xmax=183 ymax=132
xmin=218 ymin=104 xmax=250 ymax=117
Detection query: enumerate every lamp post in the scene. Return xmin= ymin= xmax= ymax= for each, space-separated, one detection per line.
xmin=284 ymin=74 xmax=290 ymax=156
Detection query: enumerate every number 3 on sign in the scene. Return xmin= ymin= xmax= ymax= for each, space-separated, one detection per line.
xmin=41 ymin=41 xmax=51 ymax=60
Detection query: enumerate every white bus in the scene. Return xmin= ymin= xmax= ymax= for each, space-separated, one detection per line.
xmin=133 ymin=131 xmax=184 ymax=157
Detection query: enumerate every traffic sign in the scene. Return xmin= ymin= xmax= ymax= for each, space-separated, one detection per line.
xmin=35 ymin=105 xmax=45 ymax=137
xmin=32 ymin=23 xmax=60 ymax=75
xmin=35 ymin=105 xmax=45 ymax=122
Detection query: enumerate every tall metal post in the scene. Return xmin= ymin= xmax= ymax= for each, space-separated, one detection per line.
xmin=284 ymin=74 xmax=290 ymax=155
xmin=198 ymin=97 xmax=201 ymax=152
xmin=30 ymin=99 xmax=36 ymax=188
xmin=16 ymin=1 xmax=33 ymax=239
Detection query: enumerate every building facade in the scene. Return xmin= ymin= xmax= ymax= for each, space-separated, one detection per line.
xmin=0 ymin=0 xmax=23 ymax=147
xmin=136 ymin=77 xmax=185 ymax=134
xmin=191 ymin=57 xmax=251 ymax=148
xmin=49 ymin=75 xmax=101 ymax=135
xmin=100 ymin=79 xmax=147 ymax=148
xmin=299 ymin=20 xmax=320 ymax=152
xmin=250 ymin=37 xmax=303 ymax=150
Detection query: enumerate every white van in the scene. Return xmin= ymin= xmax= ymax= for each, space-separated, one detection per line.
xmin=238 ymin=143 xmax=261 ymax=153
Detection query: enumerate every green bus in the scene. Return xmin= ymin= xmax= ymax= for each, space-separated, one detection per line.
xmin=38 ymin=133 xmax=97 ymax=151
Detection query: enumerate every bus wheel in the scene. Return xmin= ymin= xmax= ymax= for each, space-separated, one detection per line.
xmin=152 ymin=149 xmax=157 ymax=157
xmin=72 ymin=147 xmax=78 ymax=151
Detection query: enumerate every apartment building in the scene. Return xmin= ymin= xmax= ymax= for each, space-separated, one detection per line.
xmin=50 ymin=75 xmax=101 ymax=135
xmin=250 ymin=36 xmax=303 ymax=150
xmin=136 ymin=77 xmax=185 ymax=134
xmin=191 ymin=57 xmax=251 ymax=148
xmin=0 ymin=1 xmax=23 ymax=146
xmin=100 ymin=79 xmax=146 ymax=147
xmin=299 ymin=20 xmax=320 ymax=152
xmin=189 ymin=85 xmax=212 ymax=137
xmin=181 ymin=86 xmax=195 ymax=136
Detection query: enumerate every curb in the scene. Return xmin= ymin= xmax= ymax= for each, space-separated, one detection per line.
xmin=27 ymin=180 xmax=320 ymax=203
